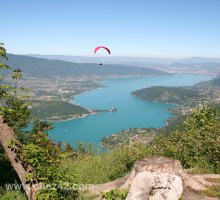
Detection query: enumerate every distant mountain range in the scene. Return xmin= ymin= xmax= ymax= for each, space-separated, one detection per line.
xmin=3 ymin=54 xmax=167 ymax=77
xmin=29 ymin=54 xmax=220 ymax=75
xmin=29 ymin=54 xmax=220 ymax=64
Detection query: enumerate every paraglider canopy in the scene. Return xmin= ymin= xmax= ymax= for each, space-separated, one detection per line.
xmin=94 ymin=46 xmax=111 ymax=54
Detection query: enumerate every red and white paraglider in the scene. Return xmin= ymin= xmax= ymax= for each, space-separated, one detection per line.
xmin=94 ymin=46 xmax=111 ymax=54
xmin=94 ymin=46 xmax=111 ymax=65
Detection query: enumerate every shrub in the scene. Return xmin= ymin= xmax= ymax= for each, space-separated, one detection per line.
xmin=153 ymin=104 xmax=220 ymax=172
xmin=102 ymin=189 xmax=128 ymax=200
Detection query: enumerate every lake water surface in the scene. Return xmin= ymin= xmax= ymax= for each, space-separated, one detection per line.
xmin=50 ymin=74 xmax=212 ymax=146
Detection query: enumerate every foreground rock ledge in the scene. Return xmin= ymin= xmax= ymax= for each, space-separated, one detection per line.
xmin=122 ymin=157 xmax=206 ymax=191
xmin=91 ymin=157 xmax=220 ymax=200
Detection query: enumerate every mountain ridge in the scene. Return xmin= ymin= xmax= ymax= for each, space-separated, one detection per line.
xmin=28 ymin=54 xmax=220 ymax=64
xmin=26 ymin=54 xmax=220 ymax=75
xmin=4 ymin=54 xmax=168 ymax=77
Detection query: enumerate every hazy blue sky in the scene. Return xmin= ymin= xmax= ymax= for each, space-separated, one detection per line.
xmin=1 ymin=0 xmax=220 ymax=57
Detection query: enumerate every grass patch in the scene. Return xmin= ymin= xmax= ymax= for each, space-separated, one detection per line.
xmin=60 ymin=144 xmax=153 ymax=184
xmin=185 ymin=166 xmax=218 ymax=175
xmin=77 ymin=193 xmax=98 ymax=200
xmin=102 ymin=189 xmax=128 ymax=200
xmin=0 ymin=190 xmax=27 ymax=200
xmin=200 ymin=184 xmax=220 ymax=198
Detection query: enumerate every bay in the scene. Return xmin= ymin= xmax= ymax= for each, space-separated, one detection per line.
xmin=49 ymin=74 xmax=212 ymax=146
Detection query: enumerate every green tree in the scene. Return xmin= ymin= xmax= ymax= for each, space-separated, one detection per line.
xmin=0 ymin=43 xmax=21 ymax=187
xmin=0 ymin=43 xmax=12 ymax=105
xmin=31 ymin=118 xmax=53 ymax=134
xmin=154 ymin=104 xmax=220 ymax=172
xmin=1 ymin=70 xmax=31 ymax=143
xmin=0 ymin=43 xmax=75 ymax=199
xmin=0 ymin=43 xmax=31 ymax=139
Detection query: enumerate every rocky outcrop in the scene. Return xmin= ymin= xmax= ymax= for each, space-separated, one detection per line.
xmin=121 ymin=157 xmax=207 ymax=191
xmin=182 ymin=190 xmax=219 ymax=200
xmin=126 ymin=171 xmax=183 ymax=200
xmin=92 ymin=157 xmax=206 ymax=194
xmin=91 ymin=157 xmax=220 ymax=200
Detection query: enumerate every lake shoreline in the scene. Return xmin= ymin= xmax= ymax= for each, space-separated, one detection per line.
xmin=49 ymin=74 xmax=213 ymax=147
xmin=46 ymin=111 xmax=99 ymax=122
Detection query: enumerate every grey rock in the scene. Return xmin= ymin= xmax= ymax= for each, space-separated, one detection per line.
xmin=126 ymin=171 xmax=183 ymax=200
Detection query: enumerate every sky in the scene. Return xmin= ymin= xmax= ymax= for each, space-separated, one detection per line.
xmin=1 ymin=0 xmax=220 ymax=58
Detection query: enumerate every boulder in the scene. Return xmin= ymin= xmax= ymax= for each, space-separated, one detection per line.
xmin=126 ymin=171 xmax=183 ymax=200
xmin=122 ymin=157 xmax=206 ymax=191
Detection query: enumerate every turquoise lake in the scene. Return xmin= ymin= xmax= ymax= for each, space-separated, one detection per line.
xmin=49 ymin=74 xmax=212 ymax=146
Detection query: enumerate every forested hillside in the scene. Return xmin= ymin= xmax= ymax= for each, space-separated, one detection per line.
xmin=4 ymin=54 xmax=168 ymax=77
xmin=132 ymin=86 xmax=201 ymax=105
xmin=132 ymin=76 xmax=220 ymax=106
xmin=30 ymin=100 xmax=90 ymax=120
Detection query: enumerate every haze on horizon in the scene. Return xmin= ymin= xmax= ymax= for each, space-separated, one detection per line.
xmin=1 ymin=0 xmax=220 ymax=58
